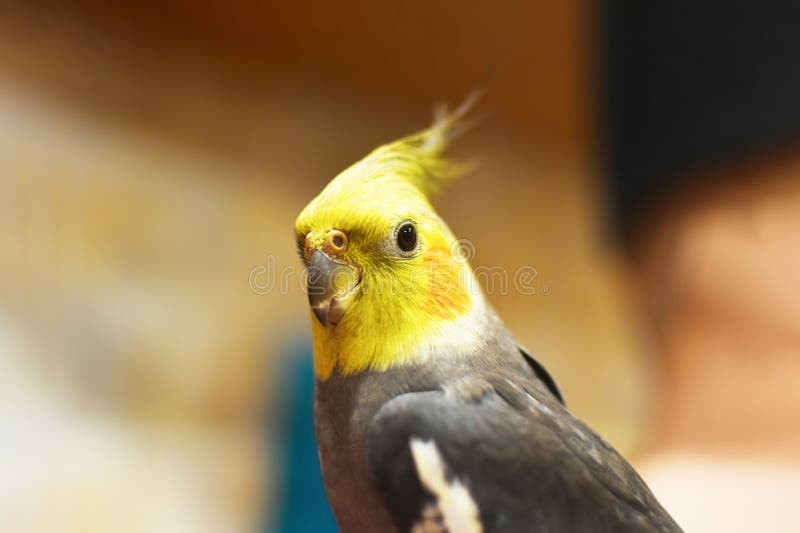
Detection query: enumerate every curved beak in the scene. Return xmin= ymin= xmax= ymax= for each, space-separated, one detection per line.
xmin=306 ymin=250 xmax=361 ymax=327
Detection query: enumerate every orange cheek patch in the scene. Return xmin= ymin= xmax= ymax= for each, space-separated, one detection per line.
xmin=422 ymin=246 xmax=471 ymax=319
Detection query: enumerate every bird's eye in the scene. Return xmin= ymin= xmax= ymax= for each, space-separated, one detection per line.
xmin=396 ymin=222 xmax=417 ymax=252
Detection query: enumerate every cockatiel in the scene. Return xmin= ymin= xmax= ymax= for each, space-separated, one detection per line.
xmin=294 ymin=102 xmax=681 ymax=533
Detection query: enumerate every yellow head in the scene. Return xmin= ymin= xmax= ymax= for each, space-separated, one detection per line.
xmin=295 ymin=107 xmax=486 ymax=380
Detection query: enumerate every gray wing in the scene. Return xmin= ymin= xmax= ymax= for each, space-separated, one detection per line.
xmin=519 ymin=346 xmax=564 ymax=405
xmin=366 ymin=375 xmax=681 ymax=533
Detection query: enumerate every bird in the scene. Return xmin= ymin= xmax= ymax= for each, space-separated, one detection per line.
xmin=294 ymin=98 xmax=682 ymax=533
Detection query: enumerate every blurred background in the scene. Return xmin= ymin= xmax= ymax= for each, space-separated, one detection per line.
xmin=1 ymin=2 xmax=798 ymax=532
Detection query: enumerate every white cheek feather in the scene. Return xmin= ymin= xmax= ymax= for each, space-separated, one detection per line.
xmin=410 ymin=438 xmax=483 ymax=533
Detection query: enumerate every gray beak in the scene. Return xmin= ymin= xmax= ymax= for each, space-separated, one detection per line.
xmin=306 ymin=249 xmax=361 ymax=326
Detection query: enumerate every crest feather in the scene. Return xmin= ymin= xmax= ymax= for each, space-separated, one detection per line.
xmin=359 ymin=90 xmax=481 ymax=196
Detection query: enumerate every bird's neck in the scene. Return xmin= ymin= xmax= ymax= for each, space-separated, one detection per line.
xmin=312 ymin=269 xmax=491 ymax=381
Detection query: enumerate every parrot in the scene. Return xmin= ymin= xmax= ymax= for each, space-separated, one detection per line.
xmin=294 ymin=99 xmax=682 ymax=533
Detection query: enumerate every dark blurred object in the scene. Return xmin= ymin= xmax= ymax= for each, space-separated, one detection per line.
xmin=600 ymin=3 xmax=800 ymax=530
xmin=602 ymin=1 xmax=800 ymax=241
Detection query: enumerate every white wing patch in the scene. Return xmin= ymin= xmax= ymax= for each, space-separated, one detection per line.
xmin=409 ymin=438 xmax=483 ymax=533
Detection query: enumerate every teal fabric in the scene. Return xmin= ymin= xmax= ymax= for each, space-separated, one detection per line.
xmin=265 ymin=340 xmax=338 ymax=533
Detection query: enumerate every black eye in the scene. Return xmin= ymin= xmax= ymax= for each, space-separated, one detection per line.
xmin=396 ymin=223 xmax=417 ymax=252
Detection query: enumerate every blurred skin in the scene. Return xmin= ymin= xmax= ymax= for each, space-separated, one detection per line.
xmin=632 ymin=149 xmax=800 ymax=531
xmin=633 ymin=149 xmax=800 ymax=454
